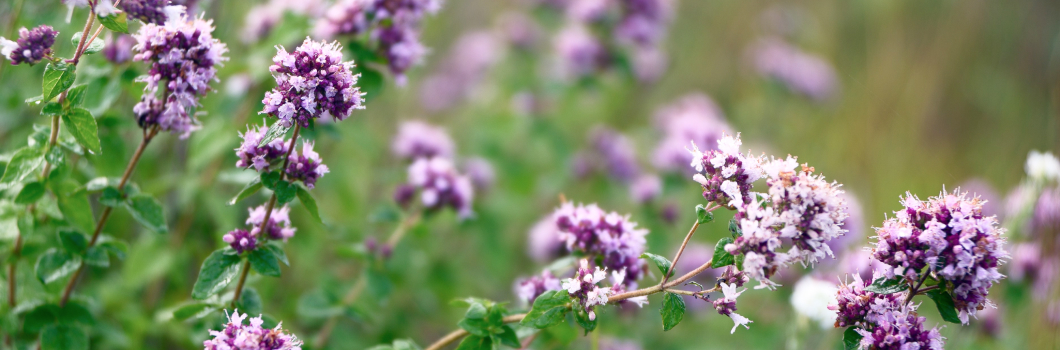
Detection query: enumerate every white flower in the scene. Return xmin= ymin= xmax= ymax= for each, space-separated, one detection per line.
xmin=627 ymin=296 xmax=649 ymax=307
xmin=687 ymin=142 xmax=705 ymax=172
xmin=586 ymin=286 xmax=611 ymax=307
xmin=720 ymin=282 xmax=753 ymax=334
xmin=762 ymin=155 xmax=798 ymax=180
xmin=1026 ymin=150 xmax=1060 ymax=183
xmin=720 ymin=180 xmax=743 ymax=207
xmin=611 ymin=269 xmax=627 ymax=286
xmin=720 ymin=282 xmax=745 ymax=300
xmin=562 ymin=278 xmax=581 ymax=294
xmin=0 ymin=37 xmax=16 ymax=60
xmin=95 ymin=1 xmax=119 ymax=17
xmin=717 ymin=133 xmax=742 ymax=155
xmin=728 ymin=312 xmax=753 ymax=334
xmin=692 ymin=173 xmax=709 ymax=186
xmin=789 ymin=276 xmax=839 ymax=329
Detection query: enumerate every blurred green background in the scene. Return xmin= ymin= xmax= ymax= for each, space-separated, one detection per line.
xmin=1 ymin=0 xmax=1058 ymax=349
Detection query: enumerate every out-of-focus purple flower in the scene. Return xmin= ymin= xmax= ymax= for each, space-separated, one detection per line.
xmin=553 ymin=203 xmax=648 ymax=287
xmin=1033 ymin=186 xmax=1060 ymax=237
xmin=629 ymin=174 xmax=661 ymax=203
xmin=313 ymin=0 xmax=370 ymax=40
xmin=690 ymin=133 xmax=763 ymax=208
xmin=1 ymin=25 xmax=58 ymax=66
xmin=243 ymin=0 xmax=327 ymax=43
xmin=121 ymin=0 xmax=177 ymax=25
xmin=836 ymin=249 xmax=887 ymax=283
xmin=419 ymin=31 xmax=503 ymax=113
xmin=590 ymin=126 xmax=641 ymax=183
xmin=614 ymin=0 xmax=673 ymax=47
xmin=599 ymin=338 xmax=642 ymax=350
xmin=960 ymin=179 xmax=1001 ymax=218
xmin=629 ymin=46 xmax=667 ymax=83
xmin=498 ymin=12 xmax=540 ymax=50
xmin=749 ymin=37 xmax=838 ymax=101
xmin=235 ymin=124 xmax=290 ymax=172
xmin=132 ymin=9 xmax=228 ymax=138
xmin=1008 ymin=242 xmax=1057 ymax=301
xmin=261 ymin=38 xmax=365 ymax=128
xmin=527 ymin=215 xmax=565 ymax=263
xmin=1049 ymin=301 xmax=1060 ymax=326
xmin=396 ymin=157 xmax=475 ymax=218
xmin=462 ymin=157 xmax=495 ymax=191
xmin=553 ymin=24 xmax=606 ymax=80
xmin=514 ymin=270 xmax=561 ymax=305
xmin=652 ymin=93 xmax=732 ymax=173
xmin=285 ymin=142 xmax=330 ymax=189
xmin=103 ymin=34 xmax=136 ymax=64
xmin=247 ymin=204 xmax=297 ymax=241
xmin=713 ymin=282 xmax=752 ymax=334
xmin=674 ymin=242 xmax=717 ymax=283
xmin=223 ymin=229 xmax=257 ymax=254
xmin=978 ymin=304 xmax=1002 ymax=338
xmin=825 ymin=191 xmax=863 ymax=256
xmin=203 ymin=310 xmax=303 ymax=350
xmin=870 ymin=189 xmax=1008 ymax=324
xmin=391 ymin=120 xmax=455 ymax=160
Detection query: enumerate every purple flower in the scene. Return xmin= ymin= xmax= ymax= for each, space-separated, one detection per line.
xmin=614 ymin=0 xmax=673 ymax=47
xmin=590 ymin=126 xmax=641 ymax=183
xmin=829 ymin=273 xmax=904 ymax=329
xmin=1033 ymin=186 xmax=1060 ymax=238
xmin=674 ymin=243 xmax=719 ymax=284
xmin=390 ymin=120 xmax=455 ymax=160
xmin=246 ymin=205 xmax=297 ymax=241
xmin=261 ymin=38 xmax=365 ymax=128
xmin=203 ymin=310 xmax=303 ymax=350
xmin=826 ymin=191 xmax=864 ymax=255
xmin=419 ymin=31 xmax=503 ymax=112
xmin=312 ymin=0 xmax=370 ymax=39
xmin=761 ymin=158 xmax=848 ymax=265
xmin=103 ymin=34 xmax=136 ymax=64
xmin=223 ymin=229 xmax=257 ymax=254
xmin=870 ymin=189 xmax=1008 ymax=324
xmin=560 ymin=259 xmax=647 ymax=321
xmin=750 ymin=37 xmax=838 ymax=101
xmin=132 ymin=9 xmax=228 ymax=138
xmin=553 ymin=24 xmax=606 ymax=80
xmin=599 ymin=338 xmax=642 ymax=350
xmin=1 ymin=25 xmax=58 ymax=66
xmin=829 ymin=275 xmax=945 ymax=350
xmin=1008 ymin=242 xmax=1057 ymax=301
xmin=689 ymin=133 xmax=764 ymax=208
xmin=651 ymin=93 xmax=732 ymax=172
xmin=121 ymin=0 xmax=178 ymax=25
xmin=285 ymin=142 xmax=330 ymax=189
xmin=514 ymin=270 xmax=561 ymax=305
xmin=628 ymin=174 xmax=661 ymax=203
xmin=462 ymin=157 xmax=495 ymax=191
xmin=235 ymin=124 xmax=290 ymax=172
xmin=959 ymin=178 xmax=1001 ymax=218
xmin=498 ymin=12 xmax=540 ymax=50
xmin=527 ymin=215 xmax=565 ymax=263
xmin=553 ymin=202 xmax=648 ymax=287
xmin=396 ymin=157 xmax=474 ymax=218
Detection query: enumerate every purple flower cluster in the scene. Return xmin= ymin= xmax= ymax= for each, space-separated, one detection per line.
xmin=261 ymin=38 xmax=365 ymax=128
xmin=313 ymin=0 xmax=442 ymax=82
xmin=581 ymin=126 xmax=641 ymax=183
xmin=462 ymin=157 xmax=495 ymax=191
xmin=121 ymin=0 xmax=179 ymax=24
xmin=203 ymin=310 xmax=303 ymax=350
xmin=514 ymin=270 xmax=561 ymax=305
xmin=242 ymin=0 xmax=327 ymax=43
xmin=390 ymin=120 xmax=455 ymax=160
xmin=553 ymin=203 xmax=648 ymax=288
xmin=132 ymin=10 xmax=228 ymax=138
xmin=1 ymin=25 xmax=58 ymax=66
xmin=560 ymin=259 xmax=646 ymax=321
xmin=628 ymin=174 xmax=661 ymax=204
xmin=761 ymin=158 xmax=847 ymax=265
xmin=224 ymin=205 xmax=297 ymax=253
xmin=652 ymin=93 xmax=733 ymax=173
xmin=1008 ymin=242 xmax=1057 ymax=301
xmin=749 ymin=37 xmax=838 ymax=101
xmin=103 ymin=34 xmax=136 ymax=64
xmin=235 ymin=124 xmax=291 ymax=172
xmin=394 ymin=157 xmax=474 ymax=218
xmin=284 ymin=142 xmax=330 ymax=189
xmin=527 ymin=215 xmax=565 ymax=263
xmin=829 ymin=275 xmax=944 ymax=350
xmin=419 ymin=31 xmax=504 ymax=113
xmin=1033 ymin=186 xmax=1060 ymax=237
xmin=689 ymin=134 xmax=764 ymax=208
xmin=870 ymin=189 xmax=1008 ymax=324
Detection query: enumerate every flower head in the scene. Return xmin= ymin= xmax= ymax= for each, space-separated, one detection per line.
xmin=235 ymin=124 xmax=290 ymax=172
xmin=261 ymin=38 xmax=364 ymax=128
xmin=515 ymin=270 xmax=562 ymax=305
xmin=223 ymin=229 xmax=257 ymax=254
xmin=651 ymin=93 xmax=732 ymax=172
xmin=203 ymin=310 xmax=303 ymax=350
xmin=689 ymin=133 xmax=763 ymax=208
xmin=553 ymin=203 xmax=648 ymax=287
xmin=285 ymin=141 xmax=330 ymax=189
xmin=391 ymin=120 xmax=454 ymax=159
xmin=2 ymin=25 xmax=58 ymax=66
xmin=121 ymin=0 xmax=181 ymax=24
xmin=562 ymin=260 xmax=626 ymax=321
xmin=762 ymin=159 xmax=847 ymax=265
xmin=750 ymin=37 xmax=838 ymax=101
xmin=246 ymin=205 xmax=297 ymax=241
xmin=395 ymin=157 xmax=474 ymax=218
xmin=132 ymin=9 xmax=228 ymax=138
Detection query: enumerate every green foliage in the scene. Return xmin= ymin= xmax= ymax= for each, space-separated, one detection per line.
xmin=14 ymin=182 xmax=46 ymax=204
xmin=191 ymin=248 xmax=243 ymax=300
xmin=97 ymin=12 xmax=129 ymax=33
xmin=520 ymin=290 xmax=571 ymax=329
xmin=865 ymin=276 xmax=907 ymax=295
xmin=728 ymin=218 xmax=742 ymax=237
xmin=660 ymin=292 xmax=685 ymax=331
xmin=40 ymin=324 xmax=88 ymax=350
xmin=843 ymin=327 xmax=862 ymax=350
xmin=61 ymin=108 xmax=101 ymax=154
xmin=172 ymin=302 xmax=219 ymax=321
xmin=640 ymin=252 xmax=673 ymax=278
xmin=258 ymin=123 xmax=290 ymax=147
xmin=925 ymin=288 xmax=962 ymax=324
xmin=710 ymin=237 xmax=735 ymax=268
xmin=367 ymin=339 xmax=423 ymax=350
xmin=2 ymin=147 xmax=45 ymax=183
xmin=695 ymin=204 xmax=714 ymax=224
xmin=124 ymin=193 xmax=167 ymax=233
xmin=35 ymin=248 xmax=81 ymax=284
xmin=42 ymin=62 xmax=76 ymax=102
xmin=296 ymin=185 xmax=322 ymax=223
xmin=249 ymin=248 xmax=282 ymax=277
xmin=70 ymin=32 xmax=105 ymax=55
xmin=228 ymin=178 xmax=262 ymax=205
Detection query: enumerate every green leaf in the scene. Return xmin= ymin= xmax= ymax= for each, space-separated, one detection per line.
xmin=65 ymin=84 xmax=88 ymax=108
xmin=2 ymin=147 xmax=45 ymax=183
xmin=42 ymin=102 xmax=63 ymax=116
xmin=228 ymin=178 xmax=262 ymax=205
xmin=248 ymin=248 xmax=281 ymax=277
xmin=15 ymin=182 xmax=47 ymax=204
xmin=843 ymin=327 xmax=863 ymax=350
xmin=237 ymin=287 xmax=264 ymax=315
xmin=695 ymin=204 xmax=714 ymax=224
xmin=70 ymin=32 xmax=104 ymax=55
xmin=41 ymin=324 xmax=88 ymax=350
xmin=296 ymin=185 xmax=322 ymax=223
xmin=454 ymin=335 xmax=491 ymax=350
xmin=173 ymin=302 xmax=218 ymax=321
xmin=357 ymin=67 xmax=384 ymax=102
xmin=258 ymin=122 xmax=290 ymax=148
xmin=191 ymin=248 xmax=243 ymax=300
xmin=464 ymin=301 xmax=488 ymax=319
xmin=573 ymin=307 xmax=597 ymax=334
xmin=124 ymin=193 xmax=167 ymax=233
xmin=391 ymin=339 xmax=422 ymax=350
xmin=519 ymin=290 xmax=570 ymax=329
xmin=43 ymin=62 xmax=76 ymax=102
xmin=710 ymin=237 xmax=735 ymax=268
xmin=52 ymin=179 xmax=95 ymax=234
xmin=82 ymin=177 xmax=114 ymax=192
xmin=458 ymin=317 xmax=491 ymax=337
xmin=83 ymin=246 xmax=109 ymax=267
xmin=35 ymin=248 xmax=82 ymax=284
xmin=95 ymin=235 xmax=128 ymax=260
xmin=925 ymin=289 xmax=961 ymax=324
xmin=274 ymin=181 xmax=296 ymax=205
xmin=261 ymin=171 xmax=282 ymax=189
xmin=263 ymin=243 xmax=289 ymax=266
xmin=864 ymin=276 xmax=907 ymax=295
xmin=46 ymin=146 xmax=64 ymax=165
xmin=640 ymin=252 xmax=673 ymax=277
xmin=58 ymin=229 xmax=88 ymax=254
xmin=61 ymin=108 xmax=101 ymax=154
xmin=495 ymin=326 xmax=521 ymax=348
xmin=728 ymin=218 xmax=742 ymax=238
xmin=99 ymin=186 xmax=124 ymax=207
xmin=660 ymin=292 xmax=685 ymax=331
xmin=97 ymin=12 xmax=128 ymax=33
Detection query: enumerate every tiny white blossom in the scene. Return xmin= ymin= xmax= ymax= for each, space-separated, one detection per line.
xmin=562 ymin=278 xmax=581 ymax=294
xmin=1026 ymin=150 xmax=1060 ymax=182
xmin=720 ymin=180 xmax=742 ymax=207
xmin=717 ymin=133 xmax=742 ymax=155
xmin=94 ymin=1 xmax=119 ymax=17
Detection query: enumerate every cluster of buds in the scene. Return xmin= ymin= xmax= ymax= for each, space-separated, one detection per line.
xmin=0 ymin=25 xmax=57 ymax=66
xmin=261 ymin=38 xmax=365 ymax=128
xmin=394 ymin=157 xmax=474 ymax=218
xmin=223 ymin=205 xmax=297 ymax=254
xmin=560 ymin=260 xmax=646 ymax=321
xmin=515 ymin=270 xmax=562 ymax=305
xmin=689 ymin=134 xmax=764 ymax=208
